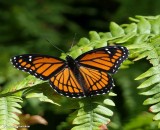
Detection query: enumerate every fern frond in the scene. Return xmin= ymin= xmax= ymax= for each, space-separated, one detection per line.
xmin=0 ymin=96 xmax=22 ymax=130
xmin=0 ymin=75 xmax=43 ymax=96
xmin=24 ymin=84 xmax=61 ymax=106
xmin=71 ymin=97 xmax=115 ymax=130
xmin=125 ymin=15 xmax=160 ymax=128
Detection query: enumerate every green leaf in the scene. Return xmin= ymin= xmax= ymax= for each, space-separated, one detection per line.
xmin=103 ymin=99 xmax=115 ymax=106
xmin=26 ymin=92 xmax=60 ymax=105
xmin=24 ymin=85 xmax=61 ymax=106
xmin=150 ymin=102 xmax=160 ymax=113
xmin=153 ymin=112 xmax=160 ymax=121
xmin=143 ymin=93 xmax=160 ymax=105
xmin=150 ymin=16 xmax=160 ymax=34
xmin=113 ymin=32 xmax=136 ymax=43
xmin=137 ymin=74 xmax=160 ymax=89
xmin=137 ymin=17 xmax=151 ymax=34
xmin=124 ymin=23 xmax=137 ymax=34
xmin=89 ymin=31 xmax=101 ymax=41
xmin=135 ymin=65 xmax=160 ymax=80
xmin=77 ymin=38 xmax=90 ymax=46
xmin=94 ymin=105 xmax=113 ymax=117
xmin=110 ymin=22 xmax=125 ymax=37
xmin=141 ymin=83 xmax=160 ymax=95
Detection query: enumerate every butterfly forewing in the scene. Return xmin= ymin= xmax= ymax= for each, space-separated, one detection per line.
xmin=11 ymin=54 xmax=66 ymax=80
xmin=77 ymin=46 xmax=128 ymax=74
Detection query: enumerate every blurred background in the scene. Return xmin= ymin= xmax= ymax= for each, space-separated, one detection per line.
xmin=1 ymin=0 xmax=160 ymax=130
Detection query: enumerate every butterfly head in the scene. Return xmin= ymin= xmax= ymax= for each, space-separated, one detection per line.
xmin=66 ymin=55 xmax=77 ymax=66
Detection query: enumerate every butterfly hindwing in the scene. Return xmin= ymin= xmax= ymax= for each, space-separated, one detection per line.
xmin=10 ymin=54 xmax=66 ymax=80
xmin=79 ymin=66 xmax=114 ymax=96
xmin=49 ymin=67 xmax=85 ymax=98
xmin=77 ymin=46 xmax=128 ymax=74
xmin=49 ymin=65 xmax=114 ymax=98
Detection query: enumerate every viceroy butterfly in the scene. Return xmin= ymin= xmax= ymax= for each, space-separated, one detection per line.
xmin=10 ymin=45 xmax=129 ymax=98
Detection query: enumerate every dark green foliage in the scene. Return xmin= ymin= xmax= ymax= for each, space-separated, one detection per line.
xmin=1 ymin=1 xmax=160 ymax=130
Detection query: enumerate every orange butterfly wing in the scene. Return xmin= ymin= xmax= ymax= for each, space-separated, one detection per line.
xmin=49 ymin=67 xmax=85 ymax=98
xmin=10 ymin=54 xmax=66 ymax=80
xmin=77 ymin=46 xmax=128 ymax=74
xmin=79 ymin=66 xmax=114 ymax=96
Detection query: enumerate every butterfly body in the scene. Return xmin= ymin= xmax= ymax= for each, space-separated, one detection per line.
xmin=66 ymin=55 xmax=90 ymax=96
xmin=11 ymin=46 xmax=129 ymax=98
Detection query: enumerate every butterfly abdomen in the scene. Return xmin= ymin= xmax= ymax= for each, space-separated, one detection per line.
xmin=66 ymin=55 xmax=89 ymax=96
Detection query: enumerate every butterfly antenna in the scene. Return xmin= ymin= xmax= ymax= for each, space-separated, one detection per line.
xmin=70 ymin=33 xmax=77 ymax=49
xmin=46 ymin=39 xmax=65 ymax=53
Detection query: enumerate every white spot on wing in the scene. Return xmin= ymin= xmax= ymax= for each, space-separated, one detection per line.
xmin=107 ymin=51 xmax=111 ymax=54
